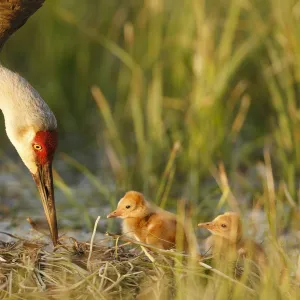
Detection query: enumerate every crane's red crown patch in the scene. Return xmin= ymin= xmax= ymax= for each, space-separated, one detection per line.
xmin=33 ymin=130 xmax=58 ymax=165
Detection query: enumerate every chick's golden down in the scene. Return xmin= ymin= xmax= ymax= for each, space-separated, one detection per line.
xmin=107 ymin=191 xmax=188 ymax=251
xmin=198 ymin=212 xmax=266 ymax=269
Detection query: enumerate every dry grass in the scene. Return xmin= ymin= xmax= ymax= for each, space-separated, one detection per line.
xmin=1 ymin=0 xmax=300 ymax=299
xmin=0 ymin=222 xmax=299 ymax=300
xmin=0 ymin=232 xmax=190 ymax=299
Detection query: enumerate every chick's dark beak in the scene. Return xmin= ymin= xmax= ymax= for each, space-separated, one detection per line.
xmin=32 ymin=162 xmax=58 ymax=246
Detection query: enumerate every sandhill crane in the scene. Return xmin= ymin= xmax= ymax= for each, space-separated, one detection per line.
xmin=0 ymin=0 xmax=58 ymax=245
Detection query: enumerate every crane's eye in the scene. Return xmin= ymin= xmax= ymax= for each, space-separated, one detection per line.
xmin=125 ymin=205 xmax=131 ymax=209
xmin=221 ymin=224 xmax=227 ymax=228
xmin=33 ymin=144 xmax=42 ymax=151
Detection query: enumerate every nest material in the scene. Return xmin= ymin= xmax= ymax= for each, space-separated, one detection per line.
xmin=0 ymin=235 xmax=181 ymax=299
xmin=0 ymin=233 xmax=297 ymax=300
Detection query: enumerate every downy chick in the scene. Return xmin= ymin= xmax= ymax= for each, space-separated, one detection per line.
xmin=107 ymin=191 xmax=188 ymax=250
xmin=198 ymin=212 xmax=266 ymax=269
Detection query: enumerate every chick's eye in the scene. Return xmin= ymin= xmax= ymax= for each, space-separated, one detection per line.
xmin=33 ymin=144 xmax=42 ymax=151
xmin=125 ymin=205 xmax=131 ymax=209
xmin=221 ymin=224 xmax=227 ymax=228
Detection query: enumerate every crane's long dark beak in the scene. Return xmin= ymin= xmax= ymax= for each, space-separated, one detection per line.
xmin=32 ymin=162 xmax=58 ymax=246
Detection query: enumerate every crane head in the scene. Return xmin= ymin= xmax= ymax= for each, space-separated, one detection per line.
xmin=13 ymin=127 xmax=59 ymax=245
xmin=5 ymin=110 xmax=58 ymax=246
xmin=31 ymin=130 xmax=58 ymax=246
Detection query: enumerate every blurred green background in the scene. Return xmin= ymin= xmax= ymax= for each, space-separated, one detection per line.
xmin=0 ymin=0 xmax=299 ymax=231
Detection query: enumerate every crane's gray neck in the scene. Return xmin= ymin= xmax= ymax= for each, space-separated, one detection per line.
xmin=0 ymin=64 xmax=57 ymax=135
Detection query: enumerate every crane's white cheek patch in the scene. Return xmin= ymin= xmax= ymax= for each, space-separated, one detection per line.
xmin=9 ymin=129 xmax=38 ymax=174
xmin=17 ymin=148 xmax=37 ymax=174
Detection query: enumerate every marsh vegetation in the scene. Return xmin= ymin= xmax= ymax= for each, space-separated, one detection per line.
xmin=0 ymin=0 xmax=300 ymax=299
